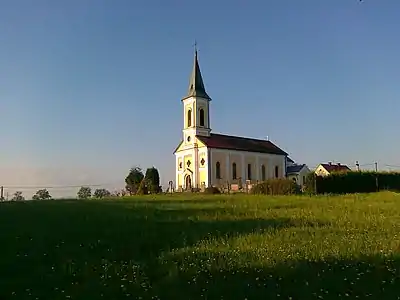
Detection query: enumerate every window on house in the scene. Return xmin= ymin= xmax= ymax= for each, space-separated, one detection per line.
xmin=187 ymin=110 xmax=192 ymax=127
xmin=303 ymin=176 xmax=306 ymax=183
xmin=275 ymin=166 xmax=279 ymax=178
xmin=199 ymin=109 xmax=205 ymax=126
xmin=247 ymin=164 xmax=252 ymax=180
xmin=261 ymin=165 xmax=266 ymax=181
xmin=232 ymin=163 xmax=237 ymax=180
xmin=216 ymin=162 xmax=221 ymax=179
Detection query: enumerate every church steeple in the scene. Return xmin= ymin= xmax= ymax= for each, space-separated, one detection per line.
xmin=182 ymin=50 xmax=211 ymax=101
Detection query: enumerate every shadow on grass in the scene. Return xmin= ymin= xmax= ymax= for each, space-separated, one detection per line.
xmin=0 ymin=200 xmax=366 ymax=300
xmin=156 ymin=254 xmax=400 ymax=299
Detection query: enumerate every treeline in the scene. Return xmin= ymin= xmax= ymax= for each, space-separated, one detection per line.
xmin=8 ymin=166 xmax=162 ymax=201
xmin=305 ymin=171 xmax=400 ymax=194
xmin=77 ymin=166 xmax=162 ymax=199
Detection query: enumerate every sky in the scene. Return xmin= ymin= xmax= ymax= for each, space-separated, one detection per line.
xmin=1 ymin=0 xmax=399 ymax=198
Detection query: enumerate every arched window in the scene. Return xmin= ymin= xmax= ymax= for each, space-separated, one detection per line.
xmin=247 ymin=164 xmax=252 ymax=180
xmin=232 ymin=163 xmax=237 ymax=180
xmin=187 ymin=110 xmax=192 ymax=127
xmin=199 ymin=109 xmax=205 ymax=126
xmin=261 ymin=165 xmax=266 ymax=181
xmin=275 ymin=166 xmax=279 ymax=178
xmin=216 ymin=162 xmax=221 ymax=179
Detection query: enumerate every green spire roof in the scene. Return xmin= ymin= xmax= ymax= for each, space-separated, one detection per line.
xmin=182 ymin=50 xmax=211 ymax=101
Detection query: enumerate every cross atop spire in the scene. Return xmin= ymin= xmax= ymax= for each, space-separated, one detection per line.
xmin=193 ymin=40 xmax=198 ymax=53
xmin=182 ymin=44 xmax=211 ymax=101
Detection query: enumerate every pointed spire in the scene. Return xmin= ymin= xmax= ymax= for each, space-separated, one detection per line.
xmin=182 ymin=48 xmax=211 ymax=101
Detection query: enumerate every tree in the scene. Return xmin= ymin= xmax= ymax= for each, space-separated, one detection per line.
xmin=93 ymin=188 xmax=111 ymax=199
xmin=12 ymin=191 xmax=25 ymax=201
xmin=77 ymin=186 xmax=91 ymax=199
xmin=32 ymin=189 xmax=52 ymax=200
xmin=137 ymin=179 xmax=148 ymax=195
xmin=125 ymin=167 xmax=144 ymax=195
xmin=145 ymin=167 xmax=161 ymax=193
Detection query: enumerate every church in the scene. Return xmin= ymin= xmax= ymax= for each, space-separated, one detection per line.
xmin=174 ymin=50 xmax=288 ymax=191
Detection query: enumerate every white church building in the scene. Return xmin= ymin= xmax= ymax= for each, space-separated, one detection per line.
xmin=174 ymin=50 xmax=289 ymax=190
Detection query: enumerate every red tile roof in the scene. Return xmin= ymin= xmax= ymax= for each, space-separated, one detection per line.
xmin=196 ymin=133 xmax=287 ymax=155
xmin=321 ymin=163 xmax=351 ymax=173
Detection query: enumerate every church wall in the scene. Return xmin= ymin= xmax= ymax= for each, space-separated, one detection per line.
xmin=183 ymin=154 xmax=192 ymax=171
xmin=175 ymin=146 xmax=208 ymax=190
xmin=258 ymin=157 xmax=269 ymax=179
xmin=269 ymin=155 xmax=286 ymax=179
xmin=184 ymin=102 xmax=193 ymax=129
xmin=198 ymin=147 xmax=208 ymax=186
xmin=244 ymin=155 xmax=257 ymax=181
xmin=229 ymin=153 xmax=242 ymax=181
xmin=210 ymin=148 xmax=287 ymax=187
xmin=199 ymin=170 xmax=207 ymax=186
xmin=182 ymin=97 xmax=211 ymax=138
xmin=210 ymin=151 xmax=228 ymax=184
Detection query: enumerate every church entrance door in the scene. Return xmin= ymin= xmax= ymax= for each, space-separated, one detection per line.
xmin=185 ymin=175 xmax=192 ymax=190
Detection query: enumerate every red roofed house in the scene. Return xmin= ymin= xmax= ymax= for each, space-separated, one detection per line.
xmin=315 ymin=162 xmax=351 ymax=177
xmin=174 ymin=50 xmax=288 ymax=190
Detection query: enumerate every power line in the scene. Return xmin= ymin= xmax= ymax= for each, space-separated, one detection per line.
xmin=1 ymin=182 xmax=123 ymax=190
xmin=384 ymin=164 xmax=400 ymax=168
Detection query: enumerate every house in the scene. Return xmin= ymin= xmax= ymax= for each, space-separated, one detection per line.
xmin=315 ymin=162 xmax=351 ymax=177
xmin=287 ymin=164 xmax=311 ymax=186
xmin=173 ymin=50 xmax=290 ymax=190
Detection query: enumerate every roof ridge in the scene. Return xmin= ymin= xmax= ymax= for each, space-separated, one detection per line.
xmin=211 ymin=132 xmax=273 ymax=143
xmin=197 ymin=133 xmax=288 ymax=156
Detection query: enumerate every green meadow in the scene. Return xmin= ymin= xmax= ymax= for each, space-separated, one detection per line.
xmin=1 ymin=192 xmax=400 ymax=299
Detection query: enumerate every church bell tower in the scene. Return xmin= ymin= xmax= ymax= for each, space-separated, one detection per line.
xmin=181 ymin=49 xmax=212 ymax=145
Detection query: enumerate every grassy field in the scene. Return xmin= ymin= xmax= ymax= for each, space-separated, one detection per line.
xmin=1 ymin=192 xmax=400 ymax=299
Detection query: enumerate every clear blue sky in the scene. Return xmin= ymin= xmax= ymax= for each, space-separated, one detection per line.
xmin=1 ymin=0 xmax=399 ymax=197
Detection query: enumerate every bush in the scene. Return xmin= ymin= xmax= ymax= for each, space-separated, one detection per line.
xmin=77 ymin=186 xmax=91 ymax=199
xmin=32 ymin=189 xmax=52 ymax=200
xmin=204 ymin=186 xmax=221 ymax=194
xmin=304 ymin=173 xmax=317 ymax=194
xmin=307 ymin=171 xmax=400 ymax=194
xmin=93 ymin=189 xmax=111 ymax=199
xmin=251 ymin=179 xmax=299 ymax=195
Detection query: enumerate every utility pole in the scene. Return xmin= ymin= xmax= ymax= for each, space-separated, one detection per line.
xmin=375 ymin=162 xmax=379 ymax=191
xmin=0 ymin=186 xmax=3 ymax=201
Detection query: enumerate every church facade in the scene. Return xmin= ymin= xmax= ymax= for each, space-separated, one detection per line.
xmin=174 ymin=50 xmax=288 ymax=190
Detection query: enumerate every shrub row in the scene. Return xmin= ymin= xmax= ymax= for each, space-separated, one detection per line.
xmin=251 ymin=179 xmax=300 ymax=195
xmin=305 ymin=171 xmax=400 ymax=194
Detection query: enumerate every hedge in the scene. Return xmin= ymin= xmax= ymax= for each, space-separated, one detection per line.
xmin=305 ymin=171 xmax=400 ymax=194
xmin=251 ymin=178 xmax=300 ymax=195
